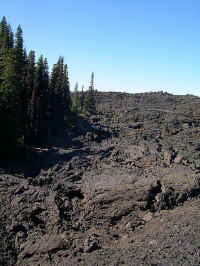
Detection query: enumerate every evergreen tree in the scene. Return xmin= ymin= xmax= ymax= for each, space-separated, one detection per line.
xmin=63 ymin=64 xmax=71 ymax=116
xmin=0 ymin=17 xmax=13 ymax=51
xmin=0 ymin=17 xmax=8 ymax=50
xmin=49 ymin=60 xmax=60 ymax=136
xmin=0 ymin=49 xmax=21 ymax=156
xmin=14 ymin=24 xmax=27 ymax=144
xmin=15 ymin=25 xmax=25 ymax=74
xmin=72 ymin=82 xmax=79 ymax=112
xmin=8 ymin=25 xmax=14 ymax=49
xmin=25 ymin=50 xmax=36 ymax=144
xmin=80 ymin=85 xmax=85 ymax=112
xmin=0 ymin=18 xmax=24 ymax=156
xmin=49 ymin=57 xmax=71 ymax=136
xmin=0 ymin=17 xmax=14 ymax=86
xmin=85 ymin=72 xmax=96 ymax=114
xmin=31 ymin=55 xmax=49 ymax=145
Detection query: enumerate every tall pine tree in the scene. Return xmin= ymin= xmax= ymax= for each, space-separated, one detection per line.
xmin=85 ymin=72 xmax=96 ymax=114
xmin=0 ymin=17 xmax=23 ymax=157
xmin=0 ymin=48 xmax=21 ymax=156
xmin=49 ymin=57 xmax=71 ymax=136
xmin=63 ymin=64 xmax=71 ymax=116
xmin=14 ymin=24 xmax=27 ymax=145
xmin=80 ymin=85 xmax=85 ymax=113
xmin=0 ymin=17 xmax=14 ymax=51
xmin=24 ymin=50 xmax=36 ymax=144
xmin=72 ymin=82 xmax=79 ymax=113
xmin=30 ymin=55 xmax=49 ymax=145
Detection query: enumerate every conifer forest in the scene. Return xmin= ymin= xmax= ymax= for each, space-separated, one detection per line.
xmin=0 ymin=16 xmax=96 ymax=158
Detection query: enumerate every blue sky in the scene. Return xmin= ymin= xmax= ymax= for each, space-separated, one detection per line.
xmin=1 ymin=0 xmax=200 ymax=95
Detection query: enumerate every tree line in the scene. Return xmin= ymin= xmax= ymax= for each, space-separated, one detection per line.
xmin=0 ymin=16 xmax=96 ymax=158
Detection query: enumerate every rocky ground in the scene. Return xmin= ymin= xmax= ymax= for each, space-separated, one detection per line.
xmin=1 ymin=91 xmax=200 ymax=265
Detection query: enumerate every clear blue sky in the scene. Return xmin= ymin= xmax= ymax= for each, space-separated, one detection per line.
xmin=1 ymin=0 xmax=200 ymax=95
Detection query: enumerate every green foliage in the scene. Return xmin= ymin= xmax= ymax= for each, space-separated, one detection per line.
xmin=49 ymin=56 xmax=72 ymax=136
xmin=0 ymin=16 xmax=98 ymax=159
xmin=30 ymin=55 xmax=49 ymax=145
xmin=72 ymin=82 xmax=79 ymax=113
xmin=79 ymin=85 xmax=85 ymax=112
xmin=15 ymin=25 xmax=25 ymax=72
xmin=0 ymin=48 xmax=21 ymax=157
xmin=84 ymin=72 xmax=96 ymax=115
xmin=0 ymin=17 xmax=14 ymax=51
